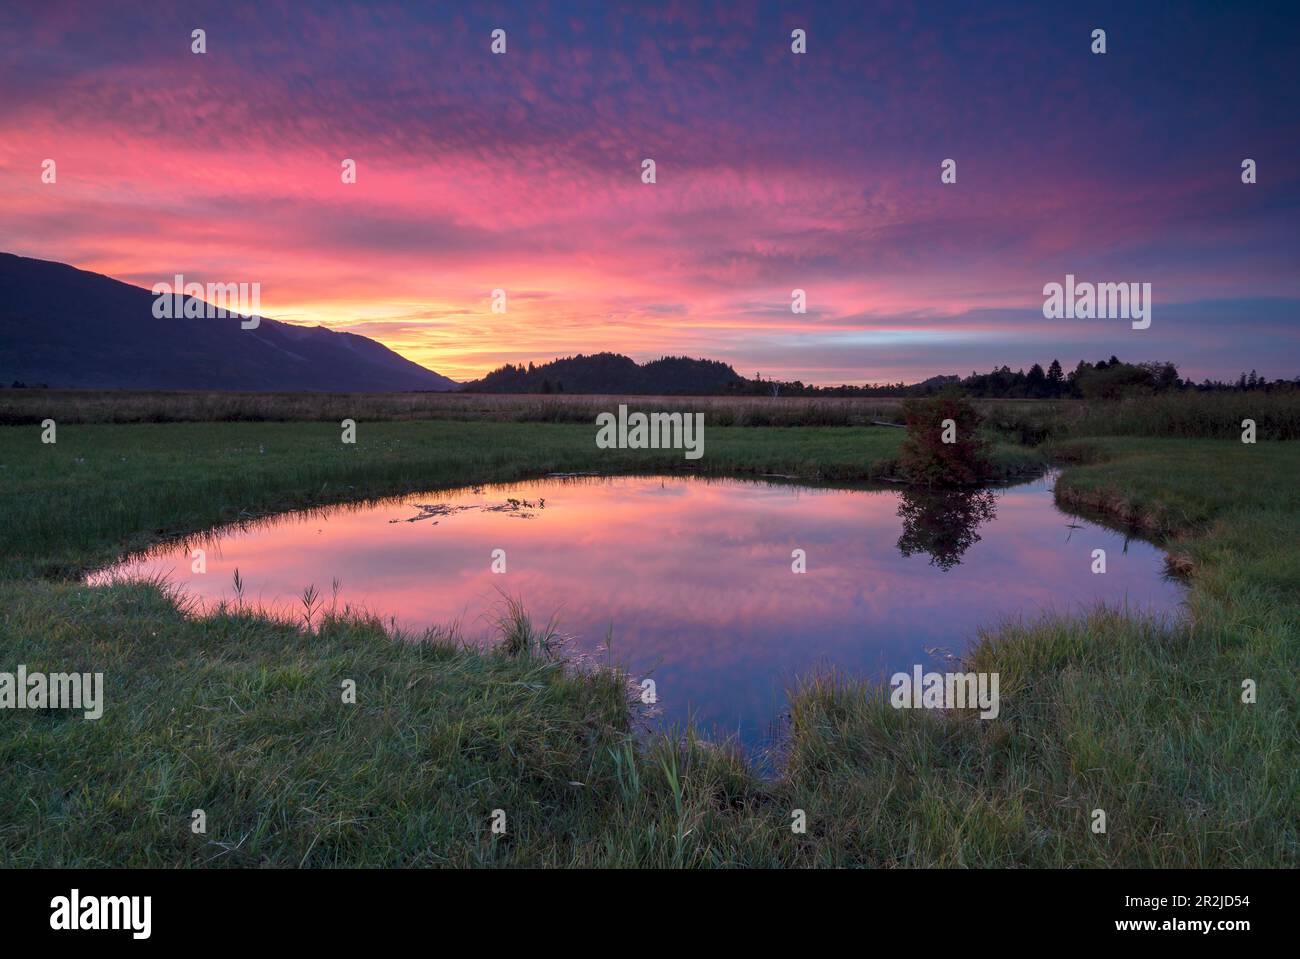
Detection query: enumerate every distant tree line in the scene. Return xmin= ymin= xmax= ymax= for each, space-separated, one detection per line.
xmin=728 ymin=357 xmax=1300 ymax=400
xmin=460 ymin=350 xmax=1298 ymax=400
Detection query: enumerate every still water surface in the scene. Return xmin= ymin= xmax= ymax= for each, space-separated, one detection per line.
xmin=92 ymin=474 xmax=1184 ymax=751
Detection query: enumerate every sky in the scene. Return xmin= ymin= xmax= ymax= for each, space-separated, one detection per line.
xmin=1 ymin=0 xmax=1298 ymax=385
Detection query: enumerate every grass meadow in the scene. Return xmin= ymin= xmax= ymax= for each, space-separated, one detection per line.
xmin=8 ymin=386 xmax=1300 ymax=439
xmin=0 ymin=394 xmax=1295 ymax=866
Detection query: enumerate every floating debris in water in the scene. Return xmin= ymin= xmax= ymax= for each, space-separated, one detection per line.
xmin=392 ymin=498 xmax=547 ymax=524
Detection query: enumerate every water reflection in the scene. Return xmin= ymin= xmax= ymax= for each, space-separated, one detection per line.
xmin=896 ymin=488 xmax=999 ymax=571
xmin=91 ymin=474 xmax=1184 ymax=753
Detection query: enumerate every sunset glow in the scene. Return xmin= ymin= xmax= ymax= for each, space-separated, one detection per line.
xmin=2 ymin=1 xmax=1297 ymax=383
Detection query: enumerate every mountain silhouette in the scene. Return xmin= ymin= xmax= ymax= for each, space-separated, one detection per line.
xmin=0 ymin=253 xmax=458 ymax=391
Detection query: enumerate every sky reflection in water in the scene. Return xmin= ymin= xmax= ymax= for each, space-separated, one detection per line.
xmin=93 ymin=474 xmax=1185 ymax=752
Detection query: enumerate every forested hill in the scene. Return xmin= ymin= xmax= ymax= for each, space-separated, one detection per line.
xmin=463 ymin=353 xmax=744 ymax=394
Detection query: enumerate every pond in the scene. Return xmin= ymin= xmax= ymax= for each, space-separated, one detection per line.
xmin=91 ymin=473 xmax=1184 ymax=754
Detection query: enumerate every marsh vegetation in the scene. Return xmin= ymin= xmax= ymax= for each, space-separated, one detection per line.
xmin=0 ymin=395 xmax=1294 ymax=866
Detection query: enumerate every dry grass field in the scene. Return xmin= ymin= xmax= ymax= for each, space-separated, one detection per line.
xmin=0 ymin=388 xmax=1049 ymax=427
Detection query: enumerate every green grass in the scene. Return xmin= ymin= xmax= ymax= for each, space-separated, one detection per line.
xmin=1053 ymin=391 xmax=1300 ymax=441
xmin=0 ymin=420 xmax=1043 ymax=579
xmin=8 ymin=387 xmax=1298 ymax=440
xmin=0 ymin=421 xmax=898 ymax=578
xmin=0 ymin=419 xmax=1294 ymax=866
